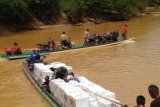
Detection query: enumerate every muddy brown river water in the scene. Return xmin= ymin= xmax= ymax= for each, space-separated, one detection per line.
xmin=0 ymin=13 xmax=160 ymax=107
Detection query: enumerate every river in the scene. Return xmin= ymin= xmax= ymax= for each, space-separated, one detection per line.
xmin=0 ymin=13 xmax=160 ymax=107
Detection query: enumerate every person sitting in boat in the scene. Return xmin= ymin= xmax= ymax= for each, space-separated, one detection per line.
xmin=51 ymin=66 xmax=68 ymax=79
xmin=105 ymin=31 xmax=112 ymax=42
xmin=111 ymin=30 xmax=119 ymax=42
xmin=27 ymin=49 xmax=40 ymax=66
xmin=47 ymin=37 xmax=56 ymax=51
xmin=64 ymin=72 xmax=80 ymax=82
xmin=96 ymin=35 xmax=103 ymax=44
xmin=11 ymin=42 xmax=22 ymax=55
xmin=60 ymin=32 xmax=72 ymax=49
xmin=56 ymin=66 xmax=68 ymax=79
xmin=43 ymin=75 xmax=50 ymax=93
xmin=88 ymin=34 xmax=97 ymax=46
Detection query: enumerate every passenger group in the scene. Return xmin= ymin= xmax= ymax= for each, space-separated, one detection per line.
xmin=4 ymin=24 xmax=128 ymax=55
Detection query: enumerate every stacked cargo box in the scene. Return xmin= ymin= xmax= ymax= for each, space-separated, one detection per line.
xmin=33 ymin=62 xmax=121 ymax=107
xmin=49 ymin=76 xmax=120 ymax=107
xmin=34 ymin=63 xmax=53 ymax=86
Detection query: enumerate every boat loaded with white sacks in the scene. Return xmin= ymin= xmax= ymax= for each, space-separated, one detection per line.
xmin=23 ymin=61 xmax=126 ymax=107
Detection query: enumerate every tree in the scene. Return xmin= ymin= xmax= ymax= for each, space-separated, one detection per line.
xmin=67 ymin=0 xmax=86 ymax=23
xmin=0 ymin=0 xmax=31 ymax=25
xmin=28 ymin=0 xmax=59 ymax=24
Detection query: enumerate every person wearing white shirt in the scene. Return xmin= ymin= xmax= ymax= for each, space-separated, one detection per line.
xmin=60 ymin=32 xmax=72 ymax=48
xmin=84 ymin=29 xmax=90 ymax=39
xmin=61 ymin=32 xmax=67 ymax=41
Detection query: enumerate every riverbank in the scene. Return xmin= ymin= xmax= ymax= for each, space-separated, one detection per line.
xmin=0 ymin=7 xmax=160 ymax=35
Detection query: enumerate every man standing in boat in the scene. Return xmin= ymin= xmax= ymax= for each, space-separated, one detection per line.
xmin=84 ymin=29 xmax=90 ymax=39
xmin=84 ymin=29 xmax=90 ymax=46
xmin=121 ymin=24 xmax=128 ymax=40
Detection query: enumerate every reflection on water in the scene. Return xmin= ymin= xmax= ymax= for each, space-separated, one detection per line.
xmin=1 ymin=13 xmax=160 ymax=107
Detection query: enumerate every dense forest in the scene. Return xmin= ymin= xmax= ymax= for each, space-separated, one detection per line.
xmin=0 ymin=0 xmax=160 ymax=25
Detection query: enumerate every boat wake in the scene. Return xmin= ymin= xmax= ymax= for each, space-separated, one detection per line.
xmin=122 ymin=40 xmax=135 ymax=44
xmin=0 ymin=58 xmax=8 ymax=62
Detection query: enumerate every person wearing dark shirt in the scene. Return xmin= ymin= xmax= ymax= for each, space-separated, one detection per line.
xmin=43 ymin=75 xmax=50 ymax=93
xmin=148 ymin=84 xmax=160 ymax=107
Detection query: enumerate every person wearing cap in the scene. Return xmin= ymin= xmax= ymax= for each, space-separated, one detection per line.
xmin=27 ymin=49 xmax=40 ymax=65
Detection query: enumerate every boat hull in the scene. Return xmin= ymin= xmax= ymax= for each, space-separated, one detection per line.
xmin=22 ymin=62 xmax=62 ymax=107
xmin=2 ymin=38 xmax=134 ymax=60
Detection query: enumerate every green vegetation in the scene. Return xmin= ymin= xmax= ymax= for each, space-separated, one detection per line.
xmin=148 ymin=0 xmax=160 ymax=7
xmin=0 ymin=0 xmax=160 ymax=25
xmin=0 ymin=0 xmax=31 ymax=25
xmin=28 ymin=0 xmax=59 ymax=24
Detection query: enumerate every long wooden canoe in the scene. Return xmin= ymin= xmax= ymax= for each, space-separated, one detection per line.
xmin=1 ymin=38 xmax=134 ymax=60
xmin=1 ymin=52 xmax=49 ymax=60
xmin=23 ymin=61 xmax=63 ymax=107
xmin=23 ymin=61 xmax=124 ymax=107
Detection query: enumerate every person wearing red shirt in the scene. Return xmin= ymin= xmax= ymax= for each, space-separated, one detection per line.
xmin=121 ymin=24 xmax=128 ymax=40
xmin=12 ymin=42 xmax=22 ymax=55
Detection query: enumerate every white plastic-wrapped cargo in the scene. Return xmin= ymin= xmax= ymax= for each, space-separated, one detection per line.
xmin=49 ymin=79 xmax=66 ymax=97
xmin=85 ymin=84 xmax=116 ymax=99
xmin=89 ymin=94 xmax=99 ymax=107
xmin=57 ymin=84 xmax=74 ymax=106
xmin=68 ymin=93 xmax=89 ymax=107
xmin=34 ymin=63 xmax=53 ymax=86
xmin=27 ymin=61 xmax=123 ymax=107
xmin=50 ymin=62 xmax=73 ymax=73
xmin=76 ymin=76 xmax=116 ymax=100
xmin=50 ymin=62 xmax=66 ymax=68
xmin=50 ymin=79 xmax=90 ymax=107
xmin=45 ymin=64 xmax=55 ymax=71
xmin=98 ymin=90 xmax=116 ymax=100
xmin=34 ymin=63 xmax=47 ymax=77
xmin=90 ymin=101 xmax=98 ymax=107
xmin=64 ymin=85 xmax=89 ymax=107
xmin=98 ymin=98 xmax=112 ymax=107
xmin=77 ymin=76 xmax=90 ymax=83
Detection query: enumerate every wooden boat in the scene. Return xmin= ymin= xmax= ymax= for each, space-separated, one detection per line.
xmin=2 ymin=38 xmax=134 ymax=60
xmin=23 ymin=61 xmax=124 ymax=107
xmin=1 ymin=52 xmax=49 ymax=60
xmin=23 ymin=61 xmax=63 ymax=107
